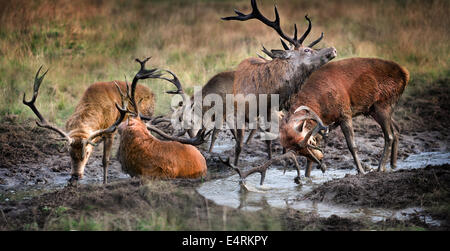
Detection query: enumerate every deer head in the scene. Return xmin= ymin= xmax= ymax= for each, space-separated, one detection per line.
xmin=223 ymin=0 xmax=337 ymax=72
xmin=23 ymin=61 xmax=160 ymax=184
xmin=280 ymin=106 xmax=328 ymax=166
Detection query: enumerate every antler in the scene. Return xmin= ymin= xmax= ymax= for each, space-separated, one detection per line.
xmin=130 ymin=57 xmax=163 ymax=116
xmin=154 ymin=69 xmax=189 ymax=110
xmin=307 ymin=32 xmax=324 ymax=48
xmin=220 ymin=150 xmax=301 ymax=187
xmin=147 ymin=125 xmax=211 ymax=146
xmin=279 ymin=15 xmax=324 ymax=49
xmin=222 ymin=0 xmax=299 ymax=47
xmin=85 ymin=102 xmax=129 ymax=146
xmin=223 ymin=0 xmax=322 ymax=49
xmin=23 ymin=66 xmax=71 ymax=142
xmin=83 ymin=82 xmax=130 ymax=147
xmin=293 ymin=106 xmax=328 ymax=147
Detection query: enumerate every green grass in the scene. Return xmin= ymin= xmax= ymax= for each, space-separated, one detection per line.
xmin=0 ymin=0 xmax=449 ymax=127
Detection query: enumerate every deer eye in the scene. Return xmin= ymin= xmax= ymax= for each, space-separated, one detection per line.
xmin=304 ymin=48 xmax=311 ymax=53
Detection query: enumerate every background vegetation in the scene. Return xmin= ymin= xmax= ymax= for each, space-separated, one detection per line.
xmin=0 ymin=0 xmax=448 ymax=126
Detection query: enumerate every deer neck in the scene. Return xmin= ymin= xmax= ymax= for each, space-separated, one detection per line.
xmin=277 ymin=60 xmax=312 ymax=110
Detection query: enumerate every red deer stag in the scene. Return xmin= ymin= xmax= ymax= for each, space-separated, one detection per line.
xmin=222 ymin=0 xmax=337 ymax=165
xmin=280 ymin=57 xmax=409 ymax=176
xmin=93 ymin=64 xmax=210 ymax=179
xmin=23 ymin=58 xmax=160 ymax=185
xmin=224 ymin=57 xmax=410 ymax=186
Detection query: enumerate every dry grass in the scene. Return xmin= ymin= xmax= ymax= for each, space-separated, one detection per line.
xmin=0 ymin=0 xmax=449 ymax=125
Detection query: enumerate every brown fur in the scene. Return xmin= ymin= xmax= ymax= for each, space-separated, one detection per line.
xmin=231 ymin=46 xmax=337 ymax=165
xmin=117 ymin=117 xmax=207 ymax=179
xmin=281 ymin=57 xmax=410 ymax=175
xmin=64 ymin=81 xmax=154 ymax=181
xmin=179 ymin=71 xmax=235 ymax=152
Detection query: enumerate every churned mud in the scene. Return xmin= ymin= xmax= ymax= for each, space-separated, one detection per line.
xmin=0 ymin=78 xmax=449 ymax=230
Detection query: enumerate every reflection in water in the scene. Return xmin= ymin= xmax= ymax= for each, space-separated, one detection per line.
xmin=197 ymin=152 xmax=449 ymax=225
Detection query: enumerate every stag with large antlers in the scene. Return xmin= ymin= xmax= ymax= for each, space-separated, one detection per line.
xmin=94 ymin=63 xmax=210 ymax=179
xmin=222 ymin=0 xmax=337 ymax=165
xmin=223 ymin=58 xmax=409 ymax=186
xmin=23 ymin=58 xmax=160 ymax=185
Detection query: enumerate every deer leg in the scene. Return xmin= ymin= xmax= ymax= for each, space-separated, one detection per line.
xmin=371 ymin=110 xmax=394 ymax=172
xmin=265 ymin=140 xmax=272 ymax=160
xmin=305 ymin=159 xmax=314 ymax=177
xmin=234 ymin=128 xmax=245 ymax=165
xmin=245 ymin=129 xmax=257 ymax=145
xmin=102 ymin=135 xmax=114 ymax=184
xmin=390 ymin=119 xmax=399 ymax=169
xmin=340 ymin=119 xmax=366 ymax=174
xmin=208 ymin=128 xmax=219 ymax=153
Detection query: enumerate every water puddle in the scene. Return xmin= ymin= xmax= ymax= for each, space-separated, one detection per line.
xmin=197 ymin=151 xmax=449 ymax=225
xmin=396 ymin=152 xmax=450 ymax=170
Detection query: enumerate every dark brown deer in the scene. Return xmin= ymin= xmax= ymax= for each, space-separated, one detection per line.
xmin=23 ymin=58 xmax=161 ymax=185
xmin=222 ymin=0 xmax=337 ymax=165
xmin=170 ymin=71 xmax=239 ymax=153
xmin=224 ymin=57 xmax=410 ymax=186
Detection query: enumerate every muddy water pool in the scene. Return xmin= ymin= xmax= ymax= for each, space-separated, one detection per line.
xmin=197 ymin=151 xmax=450 ymax=226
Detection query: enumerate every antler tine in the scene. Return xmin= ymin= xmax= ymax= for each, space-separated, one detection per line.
xmin=261 ymin=44 xmax=275 ymax=58
xmin=280 ymin=38 xmax=290 ymax=50
xmin=294 ymin=106 xmax=326 ymax=130
xmin=146 ymin=124 xmax=211 ymax=146
xmin=113 ymin=81 xmax=127 ymax=106
xmin=135 ymin=56 xmax=152 ymax=68
xmin=293 ymin=23 xmax=298 ymax=41
xmin=156 ymin=69 xmax=184 ymax=95
xmin=222 ymin=0 xmax=300 ymax=48
xmin=23 ymin=66 xmax=71 ymax=141
xmin=85 ymin=102 xmax=128 ymax=146
xmin=293 ymin=106 xmax=328 ymax=150
xmin=297 ymin=15 xmax=312 ymax=44
xmin=220 ymin=151 xmax=301 ymax=186
xmin=131 ymin=56 xmax=162 ymax=108
xmin=307 ymin=32 xmax=324 ymax=48
xmin=85 ymin=83 xmax=130 ymax=146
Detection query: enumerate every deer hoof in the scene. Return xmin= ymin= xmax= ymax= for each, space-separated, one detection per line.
xmin=67 ymin=174 xmax=80 ymax=187
xmin=294 ymin=176 xmax=301 ymax=185
xmin=363 ymin=164 xmax=372 ymax=172
xmin=319 ymin=163 xmax=327 ymax=173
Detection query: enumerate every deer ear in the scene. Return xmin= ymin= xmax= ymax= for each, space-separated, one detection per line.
xmin=270 ymin=49 xmax=291 ymax=59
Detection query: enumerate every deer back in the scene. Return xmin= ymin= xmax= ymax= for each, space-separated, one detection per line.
xmin=290 ymin=57 xmax=410 ymax=124
xmin=118 ymin=117 xmax=207 ymax=179
xmin=65 ymin=81 xmax=154 ymax=138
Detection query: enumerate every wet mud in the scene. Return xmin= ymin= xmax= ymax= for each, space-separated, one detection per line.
xmin=0 ymin=79 xmax=449 ymax=230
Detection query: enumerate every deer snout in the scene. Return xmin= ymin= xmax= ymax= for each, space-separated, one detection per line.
xmin=326 ymin=47 xmax=337 ymax=60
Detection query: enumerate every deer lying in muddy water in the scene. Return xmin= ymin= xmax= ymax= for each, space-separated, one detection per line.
xmin=224 ymin=57 xmax=409 ymax=187
xmin=222 ymin=0 xmax=337 ymax=165
xmin=23 ymin=58 xmax=159 ymax=185
xmin=93 ymin=61 xmax=210 ymax=179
